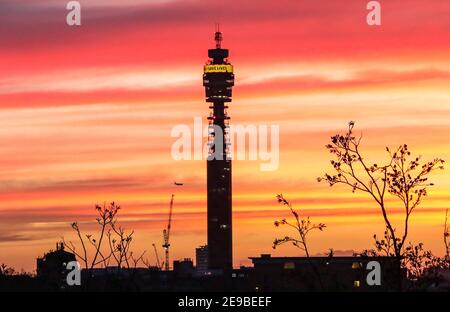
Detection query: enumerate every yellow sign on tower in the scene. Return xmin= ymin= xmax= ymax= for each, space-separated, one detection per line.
xmin=204 ymin=64 xmax=233 ymax=73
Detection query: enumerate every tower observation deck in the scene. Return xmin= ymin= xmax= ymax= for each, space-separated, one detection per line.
xmin=203 ymin=29 xmax=234 ymax=272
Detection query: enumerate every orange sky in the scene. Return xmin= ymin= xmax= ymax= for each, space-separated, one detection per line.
xmin=1 ymin=0 xmax=450 ymax=271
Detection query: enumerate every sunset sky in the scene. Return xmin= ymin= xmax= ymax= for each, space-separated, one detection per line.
xmin=1 ymin=0 xmax=450 ymax=271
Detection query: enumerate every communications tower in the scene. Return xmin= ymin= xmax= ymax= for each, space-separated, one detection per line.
xmin=203 ymin=29 xmax=234 ymax=272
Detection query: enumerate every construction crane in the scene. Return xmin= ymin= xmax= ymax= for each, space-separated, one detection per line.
xmin=152 ymin=243 xmax=161 ymax=270
xmin=162 ymin=194 xmax=175 ymax=271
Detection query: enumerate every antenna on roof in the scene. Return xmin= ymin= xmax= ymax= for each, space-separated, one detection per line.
xmin=214 ymin=23 xmax=222 ymax=49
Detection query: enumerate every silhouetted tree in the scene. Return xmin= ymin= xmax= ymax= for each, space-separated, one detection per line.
xmin=273 ymin=194 xmax=326 ymax=289
xmin=402 ymin=242 xmax=445 ymax=290
xmin=0 ymin=264 xmax=14 ymax=276
xmin=273 ymin=194 xmax=326 ymax=257
xmin=319 ymin=121 xmax=445 ymax=290
xmin=62 ymin=202 xmax=148 ymax=290
xmin=63 ymin=202 xmax=119 ymax=270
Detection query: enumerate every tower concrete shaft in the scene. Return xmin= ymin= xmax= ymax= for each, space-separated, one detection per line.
xmin=203 ymin=31 xmax=234 ymax=271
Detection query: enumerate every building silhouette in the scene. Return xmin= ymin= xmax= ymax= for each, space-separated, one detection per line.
xmin=195 ymin=245 xmax=209 ymax=275
xmin=249 ymin=254 xmax=401 ymax=291
xmin=36 ymin=242 xmax=76 ymax=289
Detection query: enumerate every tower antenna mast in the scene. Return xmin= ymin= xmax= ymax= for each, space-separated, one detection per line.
xmin=215 ymin=24 xmax=222 ymax=49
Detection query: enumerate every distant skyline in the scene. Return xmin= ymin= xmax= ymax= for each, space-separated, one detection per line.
xmin=1 ymin=0 xmax=450 ymax=271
